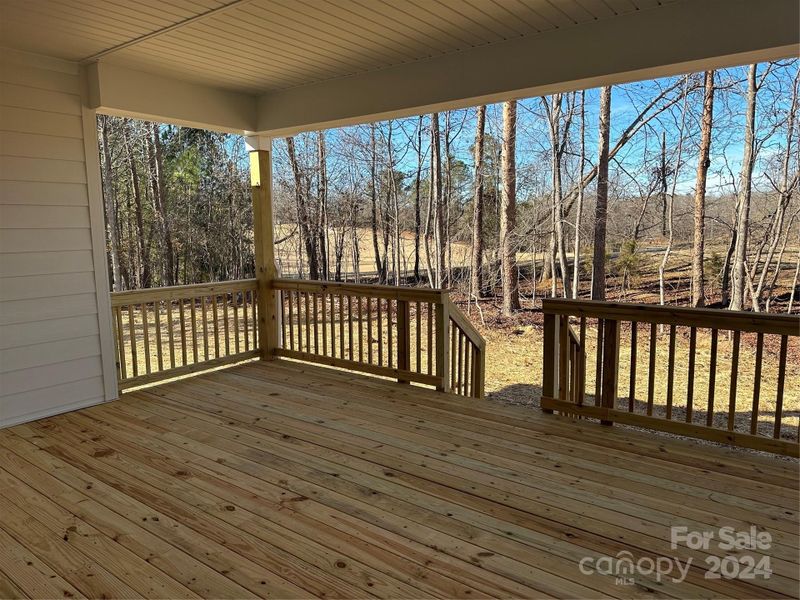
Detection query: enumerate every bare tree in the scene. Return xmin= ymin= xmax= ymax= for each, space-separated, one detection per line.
xmin=591 ymin=86 xmax=612 ymax=300
xmin=471 ymin=105 xmax=487 ymax=298
xmin=572 ymin=90 xmax=586 ymax=299
xmin=500 ymin=100 xmax=521 ymax=314
xmin=99 ymin=116 xmax=123 ymax=291
xmin=731 ymin=64 xmax=758 ymax=311
xmin=692 ymin=70 xmax=715 ymax=307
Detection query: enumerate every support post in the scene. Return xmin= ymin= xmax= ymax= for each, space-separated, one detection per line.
xmin=247 ymin=136 xmax=278 ymax=360
xmin=435 ymin=297 xmax=450 ymax=392
xmin=542 ymin=308 xmax=559 ymax=413
xmin=396 ymin=299 xmax=410 ymax=384
xmin=600 ymin=318 xmax=620 ymax=425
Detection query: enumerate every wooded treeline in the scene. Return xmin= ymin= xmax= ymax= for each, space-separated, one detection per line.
xmin=98 ymin=119 xmax=253 ymax=290
xmin=100 ymin=60 xmax=800 ymax=314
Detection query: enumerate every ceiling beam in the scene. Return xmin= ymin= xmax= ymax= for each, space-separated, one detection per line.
xmin=84 ymin=62 xmax=257 ymax=133
xmin=255 ymin=0 xmax=799 ymax=136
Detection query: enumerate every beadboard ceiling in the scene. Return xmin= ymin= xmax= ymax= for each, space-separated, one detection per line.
xmin=1 ymin=0 xmax=678 ymax=93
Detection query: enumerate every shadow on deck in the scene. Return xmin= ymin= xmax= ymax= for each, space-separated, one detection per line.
xmin=0 ymin=359 xmax=797 ymax=599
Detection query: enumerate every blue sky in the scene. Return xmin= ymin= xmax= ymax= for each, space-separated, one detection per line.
xmin=261 ymin=59 xmax=798 ymax=203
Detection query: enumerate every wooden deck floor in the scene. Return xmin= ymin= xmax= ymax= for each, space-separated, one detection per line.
xmin=0 ymin=360 xmax=797 ymax=599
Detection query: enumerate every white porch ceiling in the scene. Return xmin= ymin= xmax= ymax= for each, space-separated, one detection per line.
xmin=2 ymin=0 xmax=679 ymax=94
xmin=1 ymin=0 xmax=797 ymax=135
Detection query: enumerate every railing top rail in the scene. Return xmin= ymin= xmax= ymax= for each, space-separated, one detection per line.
xmin=542 ymin=298 xmax=799 ymax=336
xmin=272 ymin=277 xmax=447 ymax=303
xmin=447 ymin=298 xmax=486 ymax=350
xmin=111 ymin=278 xmax=257 ymax=306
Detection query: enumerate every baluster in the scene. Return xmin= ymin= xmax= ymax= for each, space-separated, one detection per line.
xmin=357 ymin=296 xmax=364 ymax=363
xmin=304 ymin=292 xmax=311 ymax=353
xmin=628 ymin=322 xmax=637 ymax=412
xmin=179 ymin=299 xmax=188 ymax=365
xmin=201 ymin=296 xmax=210 ymax=360
xmin=233 ymin=293 xmax=240 ymax=354
xmin=115 ymin=307 xmax=127 ymax=380
xmin=427 ymin=302 xmax=433 ymax=375
xmin=415 ymin=301 xmax=421 ymax=373
xmin=774 ymin=335 xmax=788 ymax=439
xmin=190 ymin=297 xmax=199 ymax=362
xmin=244 ymin=289 xmax=252 ymax=351
xmin=330 ymin=294 xmax=336 ymax=358
xmin=750 ymin=332 xmax=763 ymax=435
xmin=578 ymin=316 xmax=586 ymax=406
xmin=339 ymin=294 xmax=345 ymax=359
xmin=347 ymin=296 xmax=354 ymax=361
xmin=154 ymin=301 xmax=163 ymax=371
xmin=223 ymin=293 xmax=230 ymax=355
xmin=387 ymin=299 xmax=394 ymax=368
xmin=251 ymin=289 xmax=258 ymax=349
xmin=367 ymin=298 xmax=374 ymax=364
xmin=288 ymin=291 xmax=295 ymax=351
xmin=321 ymin=291 xmax=328 ymax=355
xmin=377 ymin=298 xmax=383 ymax=365
xmin=450 ymin=325 xmax=457 ymax=392
xmin=728 ymin=330 xmax=741 ymax=431
xmin=211 ymin=294 xmax=220 ymax=358
xmin=559 ymin=317 xmax=569 ymax=402
xmin=686 ymin=327 xmax=696 ymax=422
xmin=454 ymin=328 xmax=464 ymax=394
xmin=706 ymin=329 xmax=718 ymax=427
xmin=141 ymin=303 xmax=151 ymax=374
xmin=647 ymin=322 xmax=656 ymax=416
xmin=313 ymin=293 xmax=319 ymax=354
xmin=665 ymin=324 xmax=676 ymax=420
xmin=166 ymin=300 xmax=175 ymax=368
xmin=127 ymin=304 xmax=138 ymax=377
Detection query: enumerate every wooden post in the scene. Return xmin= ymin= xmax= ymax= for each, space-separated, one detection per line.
xmin=600 ymin=318 xmax=620 ymax=425
xmin=435 ymin=296 xmax=450 ymax=392
xmin=471 ymin=345 xmax=486 ymax=399
xmin=397 ymin=299 xmax=410 ymax=383
xmin=247 ymin=137 xmax=278 ymax=360
xmin=542 ymin=309 xmax=559 ymax=413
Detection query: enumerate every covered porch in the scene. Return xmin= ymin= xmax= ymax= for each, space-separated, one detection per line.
xmin=2 ymin=359 xmax=798 ymax=598
xmin=1 ymin=0 xmax=800 ymax=597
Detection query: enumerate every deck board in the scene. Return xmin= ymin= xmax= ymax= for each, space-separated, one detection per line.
xmin=0 ymin=359 xmax=797 ymax=599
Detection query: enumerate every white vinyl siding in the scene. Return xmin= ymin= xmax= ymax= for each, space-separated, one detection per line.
xmin=0 ymin=49 xmax=112 ymax=427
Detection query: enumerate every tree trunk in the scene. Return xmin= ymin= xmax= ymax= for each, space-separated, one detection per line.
xmin=471 ymin=105 xmax=486 ymax=298
xmin=122 ymin=120 xmax=150 ymax=288
xmin=286 ymin=136 xmax=319 ymax=279
xmin=547 ymin=94 xmax=571 ymax=297
xmin=500 ymin=101 xmax=520 ymax=315
xmin=369 ymin=124 xmax=384 ymax=283
xmin=572 ymin=90 xmax=585 ymax=299
xmin=692 ymin=70 xmax=715 ymax=307
xmin=414 ymin=115 xmax=423 ymax=281
xmin=731 ymin=64 xmax=758 ymax=311
xmin=317 ymin=131 xmax=329 ymax=280
xmin=431 ymin=113 xmax=445 ymax=288
xmin=148 ymin=122 xmax=174 ymax=286
xmin=99 ymin=115 xmax=123 ymax=291
xmin=591 ymin=86 xmax=612 ymax=300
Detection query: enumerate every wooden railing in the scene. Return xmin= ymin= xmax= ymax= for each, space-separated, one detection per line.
xmin=111 ymin=279 xmax=259 ymax=390
xmin=272 ymin=278 xmax=486 ymax=398
xmin=541 ymin=299 xmax=799 ymax=456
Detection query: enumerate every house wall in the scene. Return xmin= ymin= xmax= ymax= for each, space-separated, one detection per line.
xmin=0 ymin=49 xmax=116 ymax=427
